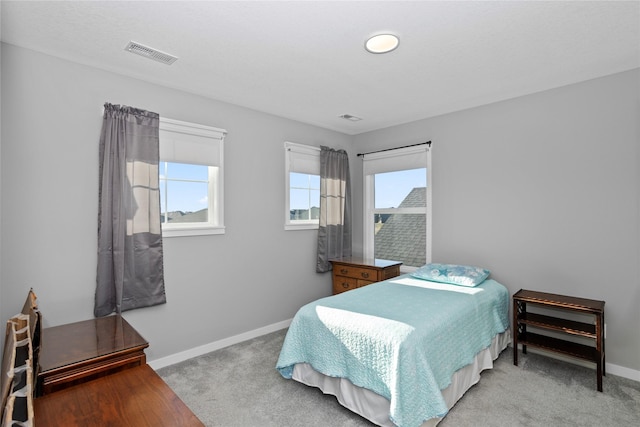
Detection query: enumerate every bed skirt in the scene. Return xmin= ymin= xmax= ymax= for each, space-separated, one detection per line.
xmin=291 ymin=329 xmax=511 ymax=427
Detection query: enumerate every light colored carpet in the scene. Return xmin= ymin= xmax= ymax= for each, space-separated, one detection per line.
xmin=157 ymin=329 xmax=639 ymax=427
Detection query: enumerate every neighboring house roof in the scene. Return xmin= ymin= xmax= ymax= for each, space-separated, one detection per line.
xmin=290 ymin=206 xmax=319 ymax=220
xmin=163 ymin=209 xmax=208 ymax=223
xmin=374 ymin=187 xmax=426 ymax=268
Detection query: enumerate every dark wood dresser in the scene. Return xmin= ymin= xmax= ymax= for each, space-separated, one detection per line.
xmin=37 ymin=314 xmax=149 ymax=395
xmin=34 ymin=364 xmax=204 ymax=426
xmin=1 ymin=291 xmax=203 ymax=426
xmin=33 ymin=314 xmax=204 ymax=426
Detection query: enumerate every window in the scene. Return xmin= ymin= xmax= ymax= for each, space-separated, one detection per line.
xmin=363 ymin=145 xmax=432 ymax=270
xmin=284 ymin=141 xmax=320 ymax=230
xmin=159 ymin=118 xmax=227 ymax=237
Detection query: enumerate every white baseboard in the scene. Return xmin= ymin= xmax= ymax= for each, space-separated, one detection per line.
xmin=512 ymin=344 xmax=640 ymax=383
xmin=149 ymin=318 xmax=292 ymax=370
xmin=606 ymin=363 xmax=640 ymax=382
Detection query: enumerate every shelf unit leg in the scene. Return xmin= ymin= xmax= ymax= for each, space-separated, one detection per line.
xmin=596 ymin=311 xmax=604 ymax=391
xmin=513 ymin=299 xmax=527 ymax=365
xmin=513 ymin=299 xmax=519 ymax=366
xmin=602 ymin=311 xmax=606 ymax=377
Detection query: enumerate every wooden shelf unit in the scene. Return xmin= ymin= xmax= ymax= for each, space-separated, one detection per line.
xmin=513 ymin=289 xmax=605 ymax=391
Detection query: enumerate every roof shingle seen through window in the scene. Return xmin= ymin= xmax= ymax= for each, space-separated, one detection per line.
xmin=374 ymin=187 xmax=426 ymax=267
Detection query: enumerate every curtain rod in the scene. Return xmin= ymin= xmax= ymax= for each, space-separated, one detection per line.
xmin=357 ymin=141 xmax=431 ymax=157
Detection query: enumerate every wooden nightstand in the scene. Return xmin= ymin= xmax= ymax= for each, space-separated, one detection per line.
xmin=37 ymin=314 xmax=149 ymax=396
xmin=330 ymin=257 xmax=402 ymax=294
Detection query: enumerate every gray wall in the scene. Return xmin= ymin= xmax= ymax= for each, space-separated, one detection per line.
xmin=0 ymin=43 xmax=353 ymax=360
xmin=0 ymin=39 xmax=3 ymax=325
xmin=352 ymin=69 xmax=640 ymax=372
xmin=0 ymin=39 xmax=2 ymax=324
xmin=1 ymin=42 xmax=638 ymax=374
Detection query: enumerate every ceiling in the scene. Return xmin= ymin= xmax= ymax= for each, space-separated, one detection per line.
xmin=1 ymin=1 xmax=639 ymax=135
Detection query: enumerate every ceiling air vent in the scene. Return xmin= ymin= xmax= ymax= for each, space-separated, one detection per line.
xmin=124 ymin=41 xmax=178 ymax=65
xmin=339 ymin=114 xmax=362 ymax=122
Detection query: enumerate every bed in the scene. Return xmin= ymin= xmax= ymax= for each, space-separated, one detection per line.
xmin=276 ymin=264 xmax=510 ymax=427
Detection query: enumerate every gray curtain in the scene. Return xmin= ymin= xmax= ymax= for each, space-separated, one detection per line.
xmin=95 ymin=103 xmax=166 ymax=317
xmin=316 ymin=146 xmax=352 ymax=273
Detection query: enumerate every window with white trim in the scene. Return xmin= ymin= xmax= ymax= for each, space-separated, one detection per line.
xmin=159 ymin=118 xmax=227 ymax=237
xmin=363 ymin=145 xmax=432 ymax=270
xmin=284 ymin=141 xmax=320 ymax=230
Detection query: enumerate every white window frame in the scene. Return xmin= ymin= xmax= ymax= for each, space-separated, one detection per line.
xmin=363 ymin=145 xmax=432 ymax=272
xmin=159 ymin=118 xmax=227 ymax=237
xmin=284 ymin=141 xmax=321 ymax=231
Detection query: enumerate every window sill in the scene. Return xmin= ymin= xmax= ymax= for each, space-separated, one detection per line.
xmin=162 ymin=226 xmax=225 ymax=238
xmin=284 ymin=223 xmax=319 ymax=231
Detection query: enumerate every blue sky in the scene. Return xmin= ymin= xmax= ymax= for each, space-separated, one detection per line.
xmin=160 ymin=162 xmax=209 ymax=213
xmin=373 ymin=169 xmax=427 ymax=209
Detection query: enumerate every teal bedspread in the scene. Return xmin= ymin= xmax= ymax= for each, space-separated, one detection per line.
xmin=276 ymin=275 xmax=510 ymax=427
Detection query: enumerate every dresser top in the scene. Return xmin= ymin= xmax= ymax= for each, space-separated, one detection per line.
xmin=34 ymin=364 xmax=204 ymax=426
xmin=330 ymin=257 xmax=403 ymax=269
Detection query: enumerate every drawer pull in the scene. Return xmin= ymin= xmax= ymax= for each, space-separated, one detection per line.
xmin=342 ymin=282 xmax=350 ymax=289
xmin=340 ymin=268 xmax=349 ymax=274
xmin=361 ymin=272 xmax=370 ymax=279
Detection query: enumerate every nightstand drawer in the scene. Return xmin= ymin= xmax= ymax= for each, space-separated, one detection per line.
xmin=333 ymin=265 xmax=376 ymax=281
xmin=333 ymin=276 xmax=357 ymax=294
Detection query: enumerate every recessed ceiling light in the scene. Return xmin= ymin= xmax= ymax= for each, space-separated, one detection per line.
xmin=365 ymin=34 xmax=399 ymax=54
